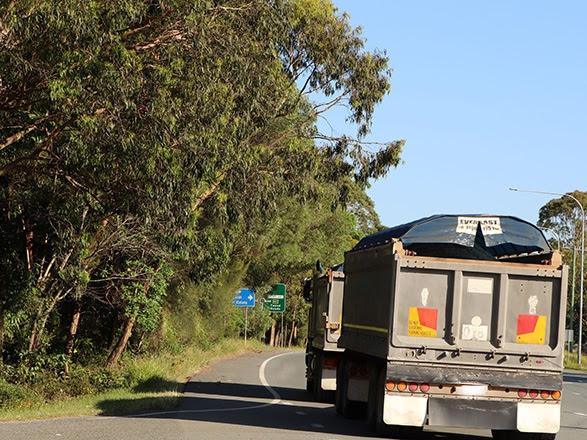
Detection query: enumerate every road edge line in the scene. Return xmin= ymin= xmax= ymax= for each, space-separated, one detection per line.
xmin=131 ymin=350 xmax=297 ymax=417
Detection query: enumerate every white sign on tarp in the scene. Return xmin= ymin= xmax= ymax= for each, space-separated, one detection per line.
xmin=456 ymin=217 xmax=502 ymax=235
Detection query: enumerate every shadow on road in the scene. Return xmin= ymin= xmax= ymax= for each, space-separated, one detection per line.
xmin=97 ymin=379 xmax=490 ymax=440
xmin=184 ymin=380 xmax=310 ymax=403
xmin=563 ymin=372 xmax=587 ymax=384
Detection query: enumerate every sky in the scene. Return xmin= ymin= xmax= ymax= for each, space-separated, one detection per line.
xmin=328 ymin=1 xmax=587 ymax=231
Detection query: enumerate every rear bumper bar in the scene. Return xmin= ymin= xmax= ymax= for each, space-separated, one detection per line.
xmin=386 ymin=364 xmax=562 ymax=390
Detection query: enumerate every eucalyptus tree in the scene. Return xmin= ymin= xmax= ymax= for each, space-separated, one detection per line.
xmin=0 ymin=0 xmax=403 ymax=364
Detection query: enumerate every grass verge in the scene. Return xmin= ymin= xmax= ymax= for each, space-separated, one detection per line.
xmin=564 ymin=349 xmax=587 ymax=372
xmin=0 ymin=338 xmax=268 ymax=421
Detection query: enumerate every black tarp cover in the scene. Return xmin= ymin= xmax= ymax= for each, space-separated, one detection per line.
xmin=351 ymin=215 xmax=552 ymax=261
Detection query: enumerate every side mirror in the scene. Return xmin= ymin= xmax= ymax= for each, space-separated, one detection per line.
xmin=302 ymin=278 xmax=312 ymax=302
xmin=315 ymin=260 xmax=323 ymax=274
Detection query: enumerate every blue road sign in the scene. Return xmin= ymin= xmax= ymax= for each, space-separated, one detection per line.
xmin=233 ymin=288 xmax=255 ymax=308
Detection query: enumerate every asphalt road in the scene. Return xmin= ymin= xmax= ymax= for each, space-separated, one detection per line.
xmin=0 ymin=350 xmax=586 ymax=439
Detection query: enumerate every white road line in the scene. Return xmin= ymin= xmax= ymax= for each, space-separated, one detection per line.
xmin=310 ymin=423 xmax=324 ymax=428
xmin=133 ymin=351 xmax=297 ymax=417
xmin=573 ymin=412 xmax=586 ymax=417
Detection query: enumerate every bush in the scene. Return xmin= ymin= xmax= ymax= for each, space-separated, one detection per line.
xmin=0 ymin=381 xmax=37 ymax=409
xmin=86 ymin=368 xmax=128 ymax=393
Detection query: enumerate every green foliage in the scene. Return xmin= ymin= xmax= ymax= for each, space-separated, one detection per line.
xmin=0 ymin=0 xmax=402 ymax=399
xmin=537 ymin=190 xmax=587 ymax=348
xmin=0 ymin=381 xmax=36 ymax=409
xmin=538 ymin=191 xmax=587 ymax=248
xmin=117 ymin=261 xmax=172 ymax=332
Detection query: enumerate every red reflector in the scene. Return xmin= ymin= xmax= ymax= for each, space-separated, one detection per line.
xmin=540 ymin=390 xmax=550 ymax=399
xmin=518 ymin=389 xmax=528 ymax=398
xmin=529 ymin=390 xmax=539 ymax=398
xmin=419 ymin=384 xmax=430 ymax=393
xmin=408 ymin=383 xmax=418 ymax=392
xmin=323 ymin=358 xmax=337 ymax=369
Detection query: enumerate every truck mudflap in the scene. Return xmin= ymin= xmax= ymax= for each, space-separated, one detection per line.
xmin=517 ymin=402 xmax=560 ymax=433
xmin=383 ymin=394 xmax=427 ymax=426
xmin=426 ymin=398 xmax=560 ymax=433
xmin=321 ymin=367 xmax=337 ymax=391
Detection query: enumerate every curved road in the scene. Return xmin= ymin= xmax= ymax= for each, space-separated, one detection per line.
xmin=0 ymin=350 xmax=586 ymax=439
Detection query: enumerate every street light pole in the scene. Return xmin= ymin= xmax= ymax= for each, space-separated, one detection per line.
xmin=571 ymin=241 xmax=577 ymax=351
xmin=509 ymin=188 xmax=585 ymax=365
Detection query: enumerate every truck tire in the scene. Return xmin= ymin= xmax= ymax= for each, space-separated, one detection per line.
xmin=366 ymin=362 xmax=381 ymax=430
xmin=312 ymin=351 xmax=328 ymax=402
xmin=306 ymin=377 xmax=314 ymax=394
xmin=491 ymin=430 xmax=556 ymax=440
xmin=305 ymin=345 xmax=314 ymax=394
xmin=335 ymin=358 xmax=344 ymax=415
xmin=373 ymin=367 xmax=422 ymax=439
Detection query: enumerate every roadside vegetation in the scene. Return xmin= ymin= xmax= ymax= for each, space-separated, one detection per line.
xmin=0 ymin=338 xmax=265 ymax=420
xmin=538 ymin=191 xmax=587 ymax=360
xmin=564 ymin=350 xmax=587 ymax=372
xmin=0 ymin=0 xmax=401 ymax=416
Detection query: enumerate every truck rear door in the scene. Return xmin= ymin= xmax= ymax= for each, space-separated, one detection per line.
xmin=390 ymin=255 xmax=567 ymax=365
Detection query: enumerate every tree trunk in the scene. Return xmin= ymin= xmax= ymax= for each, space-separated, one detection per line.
xmin=288 ymin=305 xmax=297 ymax=347
xmin=0 ymin=307 xmax=4 ymax=364
xmin=282 ymin=324 xmax=288 ymax=348
xmin=23 ymin=217 xmax=33 ymax=272
xmin=269 ymin=321 xmax=276 ymax=346
xmin=65 ymin=301 xmax=81 ymax=358
xmin=28 ymin=292 xmax=61 ymax=351
xmin=106 ymin=317 xmax=135 ymax=368
xmin=288 ymin=323 xmax=295 ymax=347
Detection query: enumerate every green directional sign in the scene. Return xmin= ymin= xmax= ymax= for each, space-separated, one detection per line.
xmin=264 ymin=283 xmax=286 ymax=312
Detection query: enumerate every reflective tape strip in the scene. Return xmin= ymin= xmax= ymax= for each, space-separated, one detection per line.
xmin=344 ymin=323 xmax=388 ymax=334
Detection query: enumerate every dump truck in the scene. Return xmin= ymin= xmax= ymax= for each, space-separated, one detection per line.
xmin=303 ymin=263 xmax=345 ymax=402
xmin=335 ymin=215 xmax=567 ymax=440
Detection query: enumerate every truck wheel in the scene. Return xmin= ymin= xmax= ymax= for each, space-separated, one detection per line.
xmin=366 ymin=363 xmax=381 ymax=430
xmin=305 ymin=345 xmax=314 ymax=394
xmin=335 ymin=359 xmax=344 ymax=415
xmin=491 ymin=430 xmax=556 ymax=440
xmin=306 ymin=377 xmax=314 ymax=394
xmin=312 ymin=351 xmax=328 ymax=402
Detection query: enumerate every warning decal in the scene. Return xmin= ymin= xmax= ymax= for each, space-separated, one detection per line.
xmin=408 ymin=307 xmax=438 ymax=337
xmin=516 ymin=314 xmax=547 ymax=344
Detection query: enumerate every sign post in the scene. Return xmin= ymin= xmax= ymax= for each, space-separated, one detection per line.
xmin=232 ymin=288 xmax=255 ymax=344
xmin=264 ymin=284 xmax=286 ymax=346
xmin=566 ymin=329 xmax=574 ymax=353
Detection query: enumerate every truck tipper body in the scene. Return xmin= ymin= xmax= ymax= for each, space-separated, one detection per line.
xmin=335 ymin=215 xmax=567 ymax=440
xmin=304 ymin=265 xmax=345 ymax=401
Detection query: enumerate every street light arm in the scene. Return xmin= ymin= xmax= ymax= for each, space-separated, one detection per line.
xmin=509 ymin=187 xmax=585 ymax=220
